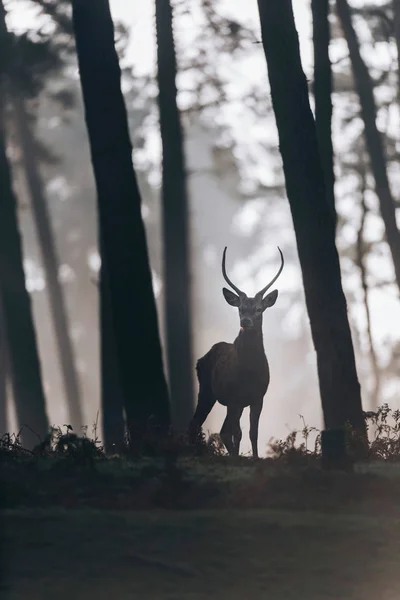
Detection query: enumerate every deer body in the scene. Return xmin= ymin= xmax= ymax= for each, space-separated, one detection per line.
xmin=205 ymin=332 xmax=269 ymax=407
xmin=189 ymin=247 xmax=284 ymax=458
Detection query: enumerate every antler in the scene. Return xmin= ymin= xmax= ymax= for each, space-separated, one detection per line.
xmin=255 ymin=247 xmax=284 ymax=298
xmin=222 ymin=246 xmax=245 ymax=296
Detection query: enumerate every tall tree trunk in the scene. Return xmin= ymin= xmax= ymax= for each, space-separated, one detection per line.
xmin=256 ymin=0 xmax=367 ymax=447
xmin=0 ymin=2 xmax=48 ymax=448
xmin=100 ymin=249 xmax=125 ymax=453
xmin=12 ymin=94 xmax=83 ymax=431
xmin=71 ymin=0 xmax=170 ymax=447
xmin=356 ymin=165 xmax=380 ymax=409
xmin=155 ymin=0 xmax=194 ymax=430
xmin=0 ymin=290 xmax=8 ymax=434
xmin=336 ymin=0 xmax=400 ymax=294
xmin=311 ymin=0 xmax=336 ymax=230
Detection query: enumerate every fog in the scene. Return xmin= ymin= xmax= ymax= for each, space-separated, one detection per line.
xmin=4 ymin=0 xmax=399 ymax=455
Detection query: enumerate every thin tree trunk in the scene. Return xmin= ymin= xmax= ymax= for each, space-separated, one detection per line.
xmin=71 ymin=0 xmax=170 ymax=447
xmin=256 ymin=0 xmax=367 ymax=448
xmin=0 ymin=289 xmax=8 ymax=434
xmin=100 ymin=249 xmax=125 ymax=453
xmin=0 ymin=1 xmax=48 ymax=448
xmin=0 ymin=121 xmax=49 ymax=449
xmin=336 ymin=0 xmax=400 ymax=294
xmin=356 ymin=165 xmax=380 ymax=409
xmin=12 ymin=94 xmax=83 ymax=431
xmin=155 ymin=0 xmax=194 ymax=430
xmin=311 ymin=0 xmax=336 ymax=230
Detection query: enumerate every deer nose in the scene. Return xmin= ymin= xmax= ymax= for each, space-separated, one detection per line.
xmin=240 ymin=317 xmax=252 ymax=328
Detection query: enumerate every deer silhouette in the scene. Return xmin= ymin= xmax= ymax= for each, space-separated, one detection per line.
xmin=189 ymin=246 xmax=284 ymax=458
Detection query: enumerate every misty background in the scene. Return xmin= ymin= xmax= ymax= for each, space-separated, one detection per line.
xmin=3 ymin=0 xmax=400 ymax=455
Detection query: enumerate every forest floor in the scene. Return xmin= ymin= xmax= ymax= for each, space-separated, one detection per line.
xmin=2 ymin=411 xmax=400 ymax=599
xmin=2 ymin=505 xmax=400 ymax=600
xmin=2 ymin=456 xmax=400 ymax=600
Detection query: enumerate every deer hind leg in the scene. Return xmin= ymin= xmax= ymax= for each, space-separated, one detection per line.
xmin=188 ymin=384 xmax=216 ymax=445
xmin=249 ymin=400 xmax=263 ymax=458
xmin=220 ymin=405 xmax=242 ymax=456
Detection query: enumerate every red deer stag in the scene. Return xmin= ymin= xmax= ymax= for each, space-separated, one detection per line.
xmin=189 ymin=246 xmax=284 ymax=458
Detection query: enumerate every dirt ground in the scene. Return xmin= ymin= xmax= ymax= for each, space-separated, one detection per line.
xmin=2 ymin=507 xmax=400 ymax=600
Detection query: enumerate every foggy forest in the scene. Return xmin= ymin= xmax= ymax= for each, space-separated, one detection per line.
xmin=1 ymin=0 xmax=400 ymax=598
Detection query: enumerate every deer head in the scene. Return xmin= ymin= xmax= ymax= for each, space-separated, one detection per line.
xmin=221 ymin=246 xmax=284 ymax=330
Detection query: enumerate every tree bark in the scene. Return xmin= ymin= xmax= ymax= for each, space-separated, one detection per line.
xmin=13 ymin=94 xmax=84 ymax=431
xmin=336 ymin=0 xmax=400 ymax=294
xmin=71 ymin=0 xmax=170 ymax=446
xmin=311 ymin=0 xmax=336 ymax=230
xmin=0 ymin=2 xmax=48 ymax=448
xmin=155 ymin=0 xmax=194 ymax=430
xmin=256 ymin=0 xmax=367 ymax=445
xmin=100 ymin=249 xmax=126 ymax=453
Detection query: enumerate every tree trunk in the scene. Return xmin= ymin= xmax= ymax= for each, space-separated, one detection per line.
xmin=356 ymin=165 xmax=380 ymax=408
xmin=0 ymin=123 xmax=49 ymax=449
xmin=12 ymin=94 xmax=84 ymax=431
xmin=71 ymin=0 xmax=170 ymax=447
xmin=256 ymin=0 xmax=367 ymax=449
xmin=311 ymin=0 xmax=336 ymax=230
xmin=100 ymin=249 xmax=126 ymax=453
xmin=155 ymin=0 xmax=194 ymax=430
xmin=336 ymin=0 xmax=400 ymax=294
xmin=0 ymin=290 xmax=8 ymax=434
xmin=0 ymin=1 xmax=48 ymax=448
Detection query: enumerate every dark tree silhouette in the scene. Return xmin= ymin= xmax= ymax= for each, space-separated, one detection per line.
xmin=71 ymin=0 xmax=170 ymax=446
xmin=155 ymin=0 xmax=194 ymax=430
xmin=0 ymin=136 xmax=50 ymax=447
xmin=100 ymin=249 xmax=125 ymax=452
xmin=336 ymin=0 xmax=400 ymax=294
xmin=0 ymin=2 xmax=49 ymax=448
xmin=13 ymin=94 xmax=83 ymax=431
xmin=311 ymin=0 xmax=336 ymax=230
xmin=256 ymin=0 xmax=367 ymax=452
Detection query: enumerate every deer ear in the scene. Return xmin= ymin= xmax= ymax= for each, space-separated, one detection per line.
xmin=222 ymin=287 xmax=240 ymax=307
xmin=261 ymin=289 xmax=278 ymax=311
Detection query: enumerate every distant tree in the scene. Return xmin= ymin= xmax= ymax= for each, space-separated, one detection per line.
xmin=256 ymin=0 xmax=367 ymax=455
xmin=12 ymin=94 xmax=83 ymax=431
xmin=0 ymin=1 xmax=49 ymax=447
xmin=0 ymin=0 xmax=85 ymax=431
xmin=355 ymin=161 xmax=381 ymax=408
xmin=71 ymin=0 xmax=170 ymax=447
xmin=336 ymin=0 xmax=400 ymax=295
xmin=155 ymin=0 xmax=194 ymax=430
xmin=311 ymin=0 xmax=336 ymax=230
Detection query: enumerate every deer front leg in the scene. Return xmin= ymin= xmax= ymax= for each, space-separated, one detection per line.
xmin=232 ymin=407 xmax=244 ymax=456
xmin=220 ymin=405 xmax=242 ymax=456
xmin=249 ymin=400 xmax=263 ymax=458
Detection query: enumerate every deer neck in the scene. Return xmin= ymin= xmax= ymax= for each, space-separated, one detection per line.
xmin=234 ymin=327 xmax=265 ymax=366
